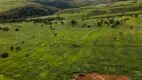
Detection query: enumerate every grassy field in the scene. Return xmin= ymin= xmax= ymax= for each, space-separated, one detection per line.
xmin=0 ymin=0 xmax=142 ymax=80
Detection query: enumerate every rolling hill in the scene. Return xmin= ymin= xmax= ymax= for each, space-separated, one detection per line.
xmin=0 ymin=3 xmax=59 ymax=20
xmin=0 ymin=0 xmax=29 ymax=13
xmin=33 ymin=0 xmax=128 ymax=9
xmin=0 ymin=0 xmax=142 ymax=80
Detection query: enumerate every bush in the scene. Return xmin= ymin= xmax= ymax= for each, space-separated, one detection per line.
xmin=15 ymin=28 xmax=19 ymax=31
xmin=97 ymin=22 xmax=103 ymax=27
xmin=3 ymin=27 xmax=9 ymax=31
xmin=104 ymin=21 xmax=108 ymax=24
xmin=114 ymin=37 xmax=117 ymax=40
xmin=22 ymin=41 xmax=25 ymax=44
xmin=82 ymin=23 xmax=87 ymax=27
xmin=1 ymin=53 xmax=9 ymax=58
xmin=61 ymin=21 xmax=64 ymax=25
xmin=115 ymin=20 xmax=121 ymax=25
xmin=70 ymin=20 xmax=77 ymax=26
xmin=119 ymin=32 xmax=123 ymax=35
xmin=10 ymin=46 xmax=14 ymax=51
xmin=135 ymin=14 xmax=139 ymax=19
xmin=16 ymin=46 xmax=21 ymax=51
xmin=109 ymin=19 xmax=115 ymax=24
xmin=87 ymin=25 xmax=92 ymax=28
xmin=69 ymin=44 xmax=81 ymax=48
xmin=79 ymin=73 xmax=85 ymax=77
xmin=0 ymin=27 xmax=2 ymax=30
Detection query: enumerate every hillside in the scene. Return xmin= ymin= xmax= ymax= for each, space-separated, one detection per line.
xmin=0 ymin=3 xmax=59 ymax=20
xmin=0 ymin=0 xmax=29 ymax=13
xmin=33 ymin=0 xmax=128 ymax=9
xmin=0 ymin=0 xmax=142 ymax=80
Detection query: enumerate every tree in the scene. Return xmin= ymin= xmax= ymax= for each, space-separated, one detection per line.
xmin=70 ymin=20 xmax=77 ymax=26
xmin=97 ymin=22 xmax=103 ymax=27
xmin=109 ymin=19 xmax=115 ymax=24
xmin=135 ymin=14 xmax=139 ymax=19
xmin=3 ymin=27 xmax=9 ymax=31
xmin=10 ymin=46 xmax=14 ymax=51
xmin=115 ymin=20 xmax=121 ymax=25
xmin=1 ymin=53 xmax=9 ymax=58
xmin=61 ymin=21 xmax=64 ymax=25
xmin=15 ymin=28 xmax=20 ymax=31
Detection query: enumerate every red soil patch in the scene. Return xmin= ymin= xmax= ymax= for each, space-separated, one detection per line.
xmin=73 ymin=73 xmax=131 ymax=80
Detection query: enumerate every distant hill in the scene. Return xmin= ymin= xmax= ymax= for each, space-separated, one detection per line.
xmin=0 ymin=3 xmax=59 ymax=20
xmin=0 ymin=0 xmax=129 ymax=20
xmin=0 ymin=1 xmax=29 ymax=13
xmin=33 ymin=0 xmax=128 ymax=9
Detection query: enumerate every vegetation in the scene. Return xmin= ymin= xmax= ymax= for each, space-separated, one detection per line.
xmin=0 ymin=0 xmax=142 ymax=80
xmin=34 ymin=0 xmax=129 ymax=9
xmin=0 ymin=3 xmax=59 ymax=20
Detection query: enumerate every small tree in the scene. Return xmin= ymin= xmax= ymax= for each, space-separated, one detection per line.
xmin=0 ymin=27 xmax=2 ymax=30
xmin=87 ymin=25 xmax=92 ymax=28
xmin=61 ymin=21 xmax=64 ymax=25
xmin=109 ymin=19 xmax=115 ymax=24
xmin=1 ymin=53 xmax=8 ymax=58
xmin=97 ymin=22 xmax=103 ymax=27
xmin=16 ymin=47 xmax=21 ymax=51
xmin=135 ymin=14 xmax=139 ymax=19
xmin=3 ymin=27 xmax=9 ymax=31
xmin=70 ymin=20 xmax=77 ymax=26
xmin=15 ymin=28 xmax=19 ymax=31
xmin=115 ymin=20 xmax=121 ymax=25
xmin=10 ymin=46 xmax=14 ymax=51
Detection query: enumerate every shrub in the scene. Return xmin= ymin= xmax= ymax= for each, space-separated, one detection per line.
xmin=50 ymin=27 xmax=56 ymax=31
xmin=82 ymin=23 xmax=87 ymax=27
xmin=22 ymin=41 xmax=25 ymax=44
xmin=79 ymin=73 xmax=85 ymax=77
xmin=123 ymin=18 xmax=129 ymax=21
xmin=69 ymin=44 xmax=81 ymax=48
xmin=26 ymin=54 xmax=30 ymax=57
xmin=135 ymin=14 xmax=139 ymax=19
xmin=104 ymin=21 xmax=108 ymax=24
xmin=55 ymin=22 xmax=57 ymax=24
xmin=109 ymin=19 xmax=115 ymax=24
xmin=16 ymin=47 xmax=21 ymax=51
xmin=97 ymin=22 xmax=103 ymax=27
xmin=87 ymin=25 xmax=92 ymax=28
xmin=114 ymin=37 xmax=117 ymax=40
xmin=61 ymin=21 xmax=64 ymax=25
xmin=1 ymin=53 xmax=9 ymax=58
xmin=15 ymin=28 xmax=19 ymax=31
xmin=130 ymin=26 xmax=133 ymax=29
xmin=111 ymin=24 xmax=116 ymax=28
xmin=3 ymin=27 xmax=9 ymax=31
xmin=54 ymin=33 xmax=57 ymax=37
xmin=119 ymin=32 xmax=123 ymax=35
xmin=10 ymin=46 xmax=14 ymax=51
xmin=0 ymin=27 xmax=2 ymax=30
xmin=115 ymin=20 xmax=121 ymax=25
xmin=70 ymin=20 xmax=77 ymax=26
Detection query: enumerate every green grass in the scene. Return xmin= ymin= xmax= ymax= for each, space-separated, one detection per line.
xmin=0 ymin=0 xmax=142 ymax=80
xmin=0 ymin=1 xmax=30 ymax=13
xmin=0 ymin=15 xmax=142 ymax=80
